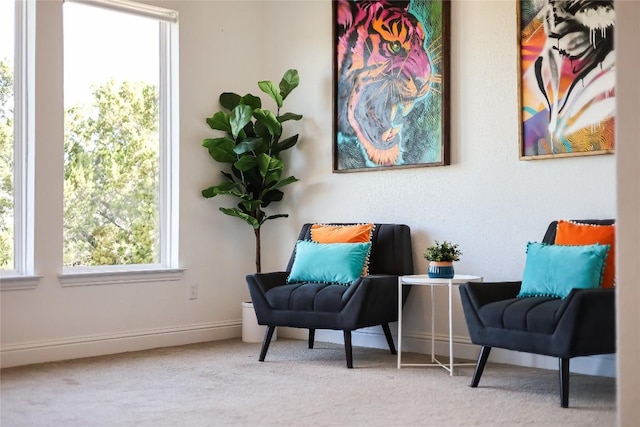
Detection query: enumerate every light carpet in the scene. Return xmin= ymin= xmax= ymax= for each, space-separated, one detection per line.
xmin=1 ymin=338 xmax=616 ymax=426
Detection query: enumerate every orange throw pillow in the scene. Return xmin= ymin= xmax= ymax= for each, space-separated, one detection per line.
xmin=310 ymin=224 xmax=374 ymax=275
xmin=310 ymin=223 xmax=374 ymax=244
xmin=554 ymin=220 xmax=615 ymax=288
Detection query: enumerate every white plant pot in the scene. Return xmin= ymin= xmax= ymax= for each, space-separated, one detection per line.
xmin=242 ymin=301 xmax=277 ymax=343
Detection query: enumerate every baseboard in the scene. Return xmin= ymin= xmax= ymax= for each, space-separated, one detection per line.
xmin=285 ymin=326 xmax=616 ymax=378
xmin=488 ymin=348 xmax=616 ymax=378
xmin=3 ymin=322 xmax=616 ymax=378
xmin=0 ymin=321 xmax=241 ymax=368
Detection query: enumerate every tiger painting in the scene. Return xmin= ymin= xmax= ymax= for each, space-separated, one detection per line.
xmin=335 ymin=0 xmax=446 ymax=170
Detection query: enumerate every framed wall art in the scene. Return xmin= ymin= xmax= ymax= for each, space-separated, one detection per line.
xmin=517 ymin=0 xmax=615 ymax=159
xmin=333 ymin=0 xmax=450 ymax=172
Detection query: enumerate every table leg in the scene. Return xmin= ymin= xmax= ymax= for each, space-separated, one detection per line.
xmin=448 ymin=279 xmax=453 ymax=376
xmin=430 ymin=284 xmax=435 ymax=363
xmin=397 ymin=276 xmax=402 ymax=369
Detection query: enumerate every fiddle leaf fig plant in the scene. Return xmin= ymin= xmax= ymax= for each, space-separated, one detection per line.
xmin=202 ymin=69 xmax=302 ymax=273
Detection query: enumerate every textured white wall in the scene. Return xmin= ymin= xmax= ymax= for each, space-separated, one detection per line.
xmin=261 ymin=0 xmax=617 ymax=376
xmin=0 ymin=0 xmax=624 ymax=383
xmin=0 ymin=0 xmax=267 ymax=365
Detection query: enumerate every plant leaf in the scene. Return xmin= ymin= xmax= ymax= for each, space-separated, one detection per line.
xmin=201 ymin=181 xmax=239 ymax=198
xmin=279 ymin=69 xmax=299 ymax=100
xmin=254 ymin=109 xmax=281 ymax=138
xmin=233 ymin=137 xmax=264 ymax=155
xmin=234 ymin=155 xmax=258 ymax=172
xmin=261 ymin=189 xmax=284 ymax=207
xmin=230 ymin=105 xmax=253 ymax=139
xmin=257 ymin=154 xmax=283 ymax=178
xmin=277 ymin=112 xmax=303 ymax=123
xmin=206 ymin=111 xmax=232 ymax=133
xmin=239 ymin=199 xmax=261 ymax=211
xmin=273 ymin=134 xmax=299 ymax=155
xmin=220 ymin=207 xmax=260 ymax=229
xmin=219 ymin=92 xmax=241 ymax=111
xmin=240 ymin=94 xmax=262 ymax=110
xmin=254 ymin=121 xmax=269 ymax=139
xmin=258 ymin=80 xmax=283 ymax=108
xmin=262 ymin=213 xmax=289 ymax=224
xmin=202 ymin=137 xmax=236 ymax=163
xmin=271 ymin=175 xmax=298 ymax=190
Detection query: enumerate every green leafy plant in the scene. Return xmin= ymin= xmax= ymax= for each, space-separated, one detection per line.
xmin=202 ymin=69 xmax=302 ymax=273
xmin=423 ymin=240 xmax=462 ymax=262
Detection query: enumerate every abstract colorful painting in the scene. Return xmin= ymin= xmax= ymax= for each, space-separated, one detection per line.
xmin=518 ymin=0 xmax=615 ymax=159
xmin=333 ymin=0 xmax=450 ymax=172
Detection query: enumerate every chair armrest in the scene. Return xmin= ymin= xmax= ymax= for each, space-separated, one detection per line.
xmin=246 ymin=272 xmax=289 ymax=324
xmin=342 ymin=274 xmax=400 ymax=328
xmin=345 ymin=273 xmax=397 ymax=297
xmin=555 ymin=288 xmax=616 ymax=355
xmin=246 ymin=271 xmax=289 ymax=296
xmin=461 ymin=281 xmax=522 ymax=310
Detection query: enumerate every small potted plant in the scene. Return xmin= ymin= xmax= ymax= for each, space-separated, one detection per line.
xmin=423 ymin=240 xmax=462 ymax=279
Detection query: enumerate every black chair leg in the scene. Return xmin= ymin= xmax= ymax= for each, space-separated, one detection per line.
xmin=344 ymin=330 xmax=353 ymax=368
xmin=471 ymin=346 xmax=492 ymax=387
xmin=381 ymin=323 xmax=396 ymax=354
xmin=560 ymin=357 xmax=570 ymax=408
xmin=308 ymin=329 xmax=315 ymax=349
xmin=258 ymin=326 xmax=276 ymax=362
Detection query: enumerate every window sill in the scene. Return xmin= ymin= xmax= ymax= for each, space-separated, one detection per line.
xmin=0 ymin=274 xmax=43 ymax=291
xmin=59 ymin=267 xmax=185 ymax=287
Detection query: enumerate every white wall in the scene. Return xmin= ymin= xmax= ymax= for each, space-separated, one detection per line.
xmin=0 ymin=0 xmax=266 ymax=366
xmin=262 ymin=0 xmax=617 ymax=377
xmin=0 ymin=0 xmax=623 ymax=385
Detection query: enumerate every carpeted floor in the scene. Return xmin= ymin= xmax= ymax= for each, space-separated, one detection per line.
xmin=1 ymin=338 xmax=616 ymax=426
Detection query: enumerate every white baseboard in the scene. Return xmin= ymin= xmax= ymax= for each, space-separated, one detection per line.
xmin=2 ymin=322 xmax=616 ymax=378
xmin=280 ymin=325 xmax=616 ymax=378
xmin=0 ymin=321 xmax=241 ymax=368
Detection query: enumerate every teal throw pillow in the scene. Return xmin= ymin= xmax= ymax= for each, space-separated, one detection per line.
xmin=287 ymin=240 xmax=372 ymax=285
xmin=518 ymin=242 xmax=610 ymax=299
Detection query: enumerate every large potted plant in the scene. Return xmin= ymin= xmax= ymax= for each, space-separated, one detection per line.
xmin=202 ymin=69 xmax=302 ymax=342
xmin=202 ymin=69 xmax=302 ymax=272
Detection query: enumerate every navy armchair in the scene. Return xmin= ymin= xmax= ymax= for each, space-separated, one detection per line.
xmin=459 ymin=219 xmax=616 ymax=407
xmin=246 ymin=223 xmax=414 ymax=368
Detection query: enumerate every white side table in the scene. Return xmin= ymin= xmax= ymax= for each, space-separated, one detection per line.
xmin=397 ymin=274 xmax=483 ymax=375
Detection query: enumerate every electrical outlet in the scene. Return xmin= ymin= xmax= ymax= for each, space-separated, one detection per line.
xmin=189 ymin=283 xmax=198 ymax=300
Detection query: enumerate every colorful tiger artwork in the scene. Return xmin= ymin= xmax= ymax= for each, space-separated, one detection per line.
xmin=335 ymin=0 xmax=443 ymax=170
xmin=520 ymin=0 xmax=615 ymax=156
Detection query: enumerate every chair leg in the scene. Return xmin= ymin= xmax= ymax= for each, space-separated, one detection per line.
xmin=343 ymin=330 xmax=353 ymax=369
xmin=471 ymin=346 xmax=492 ymax=387
xmin=308 ymin=329 xmax=315 ymax=349
xmin=559 ymin=357 xmax=570 ymax=408
xmin=258 ymin=326 xmax=276 ymax=362
xmin=381 ymin=323 xmax=396 ymax=354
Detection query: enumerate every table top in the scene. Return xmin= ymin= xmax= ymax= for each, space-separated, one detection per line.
xmin=399 ymin=274 xmax=483 ymax=285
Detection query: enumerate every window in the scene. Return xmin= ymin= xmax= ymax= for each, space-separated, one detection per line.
xmin=62 ymin=0 xmax=179 ymax=273
xmin=0 ymin=1 xmax=15 ymax=271
xmin=0 ymin=0 xmax=34 ymax=281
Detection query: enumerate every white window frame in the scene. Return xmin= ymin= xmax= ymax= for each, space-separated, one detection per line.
xmin=59 ymin=0 xmax=182 ymax=286
xmin=0 ymin=0 xmax=38 ymax=291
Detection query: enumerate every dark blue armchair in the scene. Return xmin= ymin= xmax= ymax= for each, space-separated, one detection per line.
xmin=246 ymin=223 xmax=414 ymax=368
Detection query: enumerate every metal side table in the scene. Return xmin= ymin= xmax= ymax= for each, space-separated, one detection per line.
xmin=397 ymin=274 xmax=483 ymax=375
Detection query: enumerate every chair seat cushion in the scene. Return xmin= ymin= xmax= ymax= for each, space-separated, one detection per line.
xmin=478 ymin=297 xmax=565 ymax=334
xmin=265 ymin=282 xmax=351 ymax=312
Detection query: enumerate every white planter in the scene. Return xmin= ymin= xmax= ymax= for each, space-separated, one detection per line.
xmin=242 ymin=301 xmax=277 ymax=343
